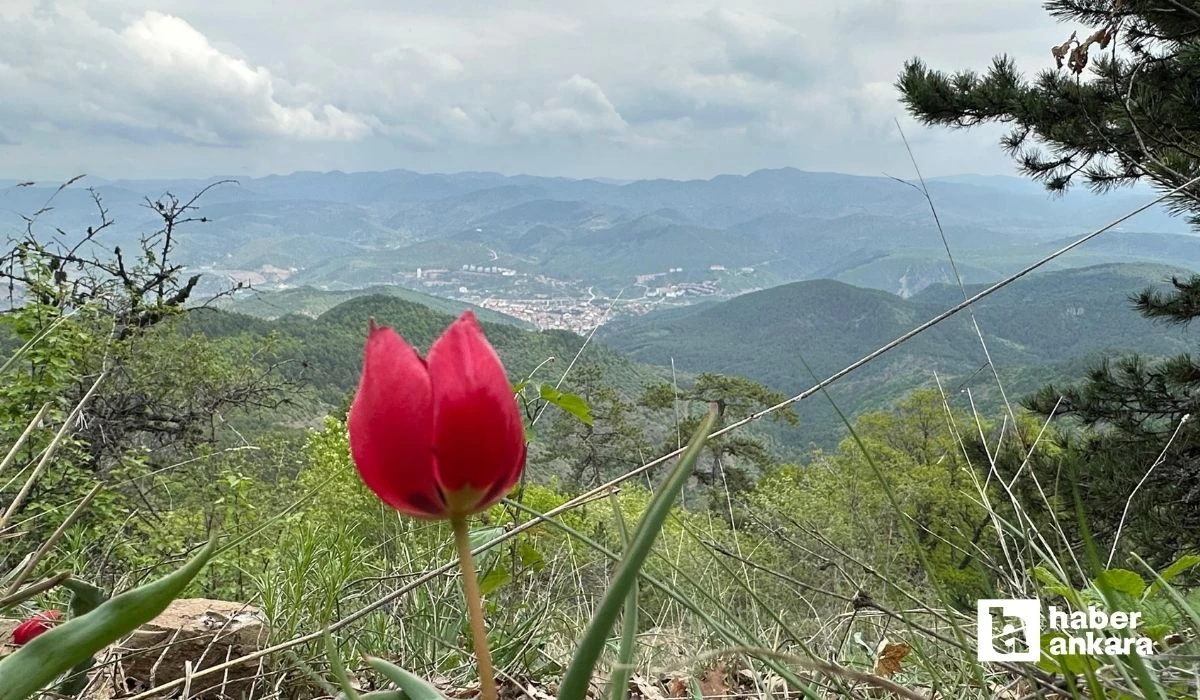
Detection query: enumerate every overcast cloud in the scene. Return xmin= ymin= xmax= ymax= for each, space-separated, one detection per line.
xmin=0 ymin=0 xmax=1072 ymax=180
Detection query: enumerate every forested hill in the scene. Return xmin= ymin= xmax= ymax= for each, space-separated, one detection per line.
xmin=219 ymin=284 xmax=531 ymax=326
xmin=907 ymin=262 xmax=1197 ymax=358
xmin=6 ymin=257 xmax=1184 ymax=466
xmin=186 ymin=294 xmax=664 ymax=406
xmin=185 ymin=262 xmax=1200 ymax=450
xmin=599 ymin=263 xmax=1199 ymax=438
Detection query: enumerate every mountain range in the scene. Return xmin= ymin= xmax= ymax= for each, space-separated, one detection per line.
xmin=3 ymin=168 xmax=1195 ymax=298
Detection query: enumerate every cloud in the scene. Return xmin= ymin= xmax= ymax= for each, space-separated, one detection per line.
xmin=0 ymin=0 xmax=1075 ymax=180
xmin=834 ymin=0 xmax=1050 ymax=38
xmin=124 ymin=11 xmax=372 ymax=142
xmin=371 ymin=46 xmax=464 ymax=79
xmin=513 ymin=75 xmax=627 ymax=139
xmin=700 ymin=6 xmax=837 ymax=87
xmin=617 ymin=86 xmax=761 ymax=129
xmin=0 ymin=7 xmax=370 ymax=147
xmin=603 ymin=5 xmax=863 ymax=142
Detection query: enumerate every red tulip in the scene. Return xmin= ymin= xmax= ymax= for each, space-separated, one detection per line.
xmin=12 ymin=609 xmax=61 ymax=646
xmin=348 ymin=311 xmax=527 ymax=519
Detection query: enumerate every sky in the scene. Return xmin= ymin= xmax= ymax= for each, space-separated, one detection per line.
xmin=0 ymin=0 xmax=1077 ymax=182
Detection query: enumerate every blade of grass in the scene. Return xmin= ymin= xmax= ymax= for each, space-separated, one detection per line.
xmin=794 ymin=353 xmax=977 ymax=694
xmin=5 ymin=482 xmax=104 ymax=596
xmin=366 ymin=656 xmax=450 ymax=700
xmin=557 ymin=408 xmax=717 ymax=700
xmin=1132 ymin=552 xmax=1200 ymax=631
xmin=0 ymin=571 xmax=72 ymax=610
xmin=1091 ymin=575 xmax=1163 ymax=699
xmin=0 ymin=373 xmax=105 ymax=533
xmin=607 ymin=493 xmax=638 ymax=700
xmin=0 ymin=540 xmax=215 ymax=700
xmin=501 ymin=497 xmax=820 ymax=699
xmin=325 ymin=628 xmax=360 ymax=700
xmin=0 ymin=404 xmax=50 ymax=479
xmin=668 ymin=514 xmax=857 ymax=696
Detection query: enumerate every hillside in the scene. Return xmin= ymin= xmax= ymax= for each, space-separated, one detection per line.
xmin=908 ymin=262 xmax=1198 ymax=359
xmin=220 ymin=284 xmax=531 ymax=326
xmin=599 ymin=263 xmax=1199 ymax=441
xmin=187 ymin=294 xmax=665 ymax=407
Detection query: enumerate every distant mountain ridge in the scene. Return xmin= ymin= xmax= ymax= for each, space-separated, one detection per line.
xmin=3 ymin=168 xmax=1194 ymax=298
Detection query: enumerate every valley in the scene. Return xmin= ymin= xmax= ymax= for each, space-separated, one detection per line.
xmin=183 ymin=260 xmax=1199 ymax=453
xmin=6 ymin=168 xmax=1198 ymax=336
xmin=7 ymin=166 xmax=1196 ymax=440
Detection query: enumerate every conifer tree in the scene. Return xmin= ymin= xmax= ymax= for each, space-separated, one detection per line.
xmin=897 ymin=0 xmax=1200 ymax=561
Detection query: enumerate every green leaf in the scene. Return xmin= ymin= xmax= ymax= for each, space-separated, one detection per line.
xmin=517 ymin=540 xmax=545 ymax=571
xmin=366 ymin=656 xmax=449 ymax=700
xmin=1032 ymin=565 xmax=1078 ymax=602
xmin=325 ymin=628 xmax=359 ymax=700
xmin=538 ymin=384 xmax=593 ymax=425
xmin=1037 ymin=632 xmax=1098 ymax=675
xmin=607 ymin=494 xmax=638 ymax=700
xmin=478 ymin=569 xmax=512 ymax=596
xmin=469 ymin=526 xmax=506 ymax=552
xmin=0 ymin=540 xmax=216 ymax=700
xmin=1032 ymin=565 xmax=1065 ymax=589
xmin=63 ymin=579 xmax=106 ymax=616
xmin=1147 ymin=554 xmax=1200 ymax=597
xmin=1133 ymin=551 xmax=1200 ymax=645
xmin=557 ymin=409 xmax=717 ymax=700
xmin=57 ymin=579 xmax=109 ymax=695
xmin=469 ymin=526 xmax=507 ymax=571
xmin=1094 ymin=569 xmax=1146 ymax=599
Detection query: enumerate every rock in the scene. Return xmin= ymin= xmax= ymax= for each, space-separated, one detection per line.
xmin=115 ymin=598 xmax=267 ymax=698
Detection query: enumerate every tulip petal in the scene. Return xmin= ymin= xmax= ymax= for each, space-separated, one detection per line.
xmin=348 ymin=322 xmax=445 ymax=518
xmin=473 ymin=440 xmax=527 ymax=511
xmin=12 ymin=609 xmax=61 ymax=646
xmin=426 ymin=312 xmax=526 ymax=510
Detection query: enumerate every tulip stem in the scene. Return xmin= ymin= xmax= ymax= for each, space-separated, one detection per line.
xmin=451 ymin=515 xmax=498 ymax=700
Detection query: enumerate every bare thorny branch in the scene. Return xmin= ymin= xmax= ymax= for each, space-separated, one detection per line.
xmin=0 ymin=177 xmax=240 ymax=337
xmin=0 ymin=176 xmax=293 ymax=482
